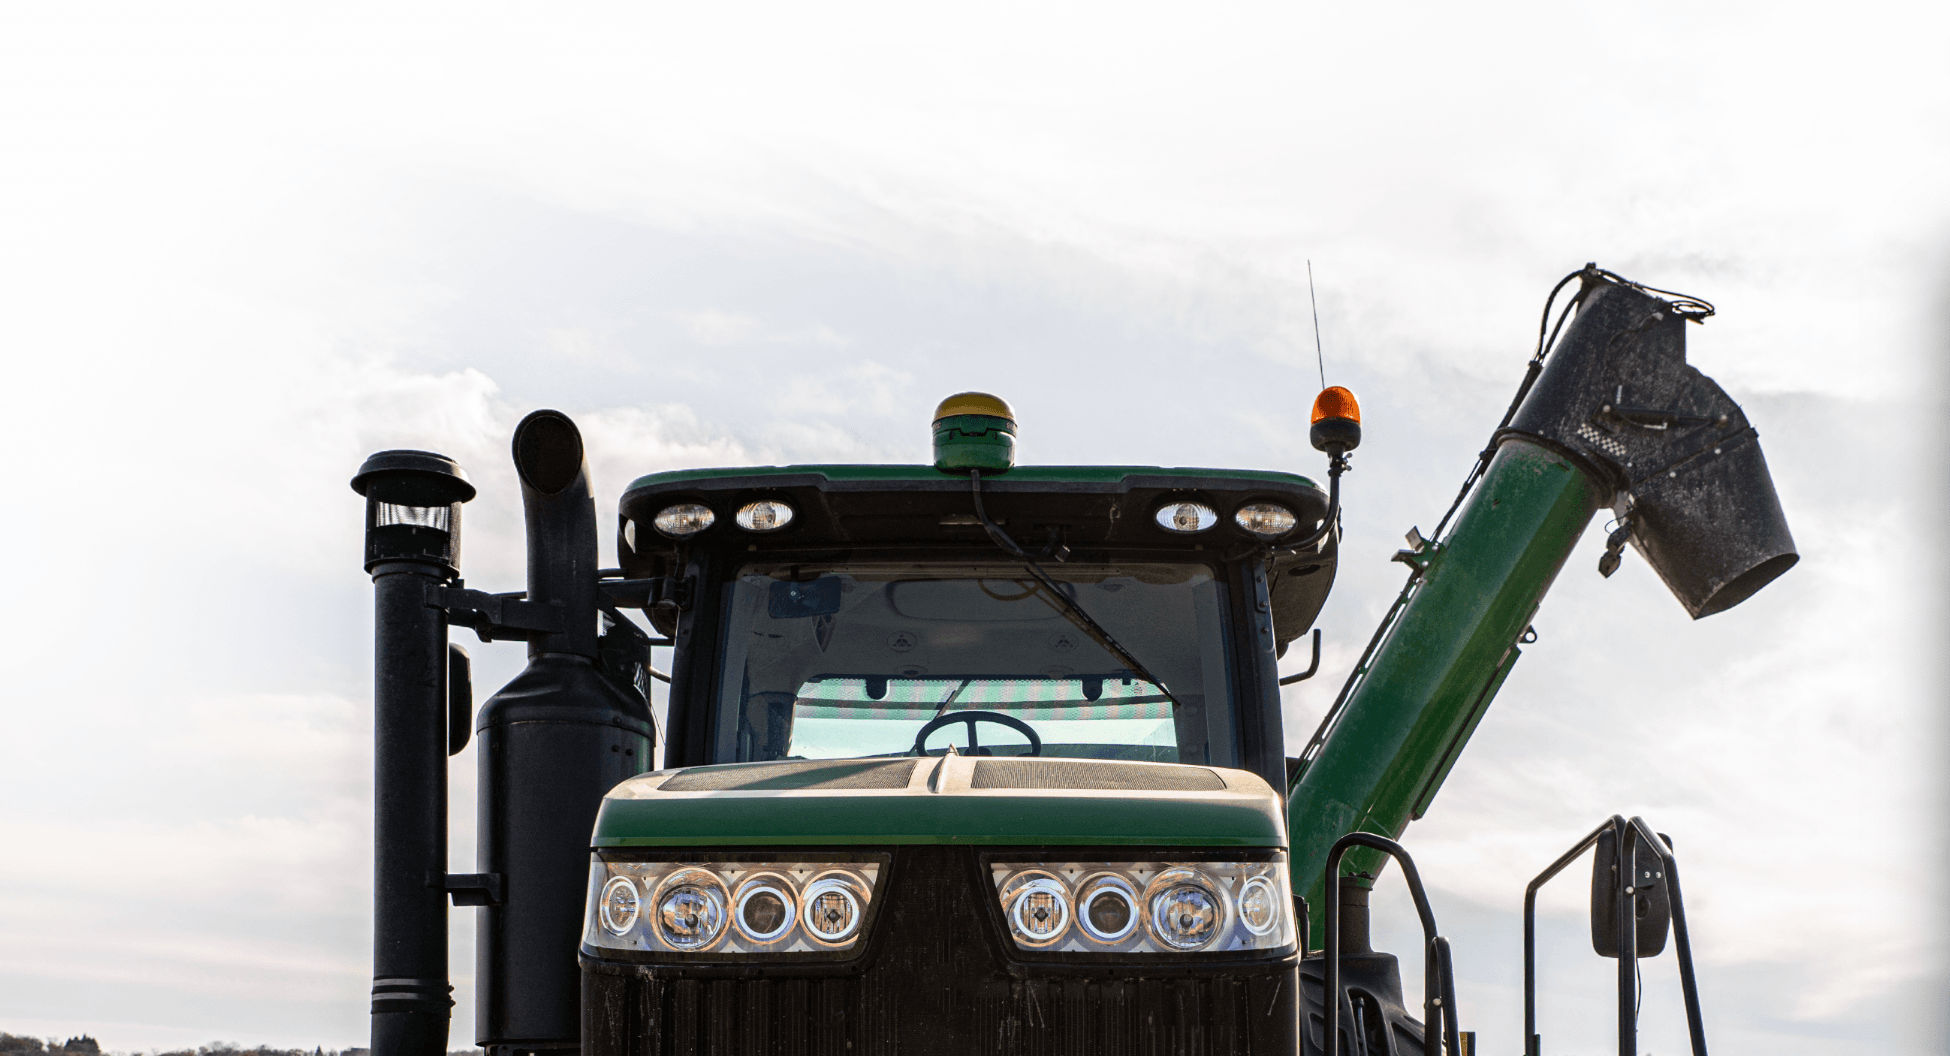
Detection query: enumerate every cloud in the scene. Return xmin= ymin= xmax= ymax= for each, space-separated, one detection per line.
xmin=677 ymin=310 xmax=848 ymax=350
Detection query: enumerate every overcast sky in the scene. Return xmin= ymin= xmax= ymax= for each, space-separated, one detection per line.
xmin=0 ymin=4 xmax=1943 ymax=1054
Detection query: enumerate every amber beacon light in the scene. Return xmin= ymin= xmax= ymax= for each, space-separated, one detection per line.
xmin=1309 ymin=386 xmax=1362 ymax=457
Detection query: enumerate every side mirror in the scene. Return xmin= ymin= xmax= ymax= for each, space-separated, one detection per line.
xmin=1590 ymin=827 xmax=1672 ymax=957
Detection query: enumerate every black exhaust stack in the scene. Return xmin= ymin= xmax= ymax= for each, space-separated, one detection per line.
xmin=1504 ymin=272 xmax=1798 ymax=617
xmin=353 ymin=450 xmax=477 ymax=1056
xmin=476 ymin=411 xmax=655 ymax=1054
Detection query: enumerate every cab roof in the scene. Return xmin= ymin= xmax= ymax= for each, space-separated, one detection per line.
xmin=618 ymin=463 xmax=1330 ymax=557
xmin=623 ymin=464 xmax=1323 ymax=492
xmin=616 ymin=464 xmax=1339 ymax=655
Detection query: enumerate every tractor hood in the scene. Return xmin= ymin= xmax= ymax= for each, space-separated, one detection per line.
xmin=592 ymin=755 xmax=1284 ymax=848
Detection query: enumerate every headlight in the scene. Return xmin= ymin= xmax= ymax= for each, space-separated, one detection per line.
xmin=1234 ymin=502 xmax=1297 ymax=537
xmin=801 ymin=871 xmax=870 ymax=945
xmin=584 ymin=855 xmax=886 ymax=956
xmin=653 ymin=868 xmax=729 ymax=950
xmin=1146 ymin=867 xmax=1224 ymax=950
xmin=1076 ymin=872 xmax=1140 ymax=943
xmin=598 ymin=875 xmax=640 ymax=936
xmin=1237 ymin=875 xmax=1282 ymax=936
xmin=989 ymin=856 xmax=1292 ymax=955
xmin=653 ymin=502 xmax=715 ymax=537
xmin=999 ymin=870 xmax=1072 ymax=948
xmin=732 ymin=872 xmax=798 ymax=943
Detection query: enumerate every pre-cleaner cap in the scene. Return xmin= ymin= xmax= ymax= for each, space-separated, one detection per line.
xmin=932 ymin=391 xmax=1017 ymax=472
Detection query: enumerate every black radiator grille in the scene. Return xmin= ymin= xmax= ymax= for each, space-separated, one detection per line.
xmin=583 ymin=846 xmax=1296 ymax=1056
xmin=587 ymin=971 xmax=1284 ymax=1056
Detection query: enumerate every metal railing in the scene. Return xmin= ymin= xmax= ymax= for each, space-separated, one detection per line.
xmin=1323 ymin=832 xmax=1464 ymax=1056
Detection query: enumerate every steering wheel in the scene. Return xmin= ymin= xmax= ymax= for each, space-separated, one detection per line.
xmin=911 ymin=710 xmax=1043 ymax=757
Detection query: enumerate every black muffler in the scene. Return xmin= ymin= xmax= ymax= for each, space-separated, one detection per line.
xmin=1504 ymin=273 xmax=1798 ymax=617
xmin=476 ymin=411 xmax=655 ymax=1053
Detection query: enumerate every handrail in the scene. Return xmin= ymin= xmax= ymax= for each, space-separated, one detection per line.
xmin=1323 ymin=832 xmax=1463 ymax=1056
xmin=1522 ymin=815 xmax=1708 ymax=1056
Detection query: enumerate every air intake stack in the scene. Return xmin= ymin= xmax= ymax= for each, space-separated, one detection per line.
xmin=352 ymin=450 xmax=476 ymax=1056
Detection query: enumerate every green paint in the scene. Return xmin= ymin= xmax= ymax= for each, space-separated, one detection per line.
xmin=623 ymin=464 xmax=1321 ymax=494
xmin=932 ymin=413 xmax=1017 ymax=472
xmin=1409 ymin=645 xmax=1520 ymax=821
xmin=1286 ymin=440 xmax=1604 ymax=943
xmin=594 ymin=790 xmax=1284 ymax=848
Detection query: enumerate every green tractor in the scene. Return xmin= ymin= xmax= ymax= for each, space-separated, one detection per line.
xmin=353 ymin=266 xmax=1795 ymax=1055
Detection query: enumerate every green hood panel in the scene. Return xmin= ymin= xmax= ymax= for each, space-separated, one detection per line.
xmin=593 ymin=757 xmax=1286 ymax=848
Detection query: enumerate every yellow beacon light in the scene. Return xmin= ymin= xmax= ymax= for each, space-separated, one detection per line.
xmin=932 ymin=391 xmax=1017 ymax=473
xmin=1309 ymin=385 xmax=1361 ymax=456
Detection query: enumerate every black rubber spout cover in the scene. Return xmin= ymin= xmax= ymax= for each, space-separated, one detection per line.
xmin=1504 ymin=277 xmax=1798 ymax=618
xmin=476 ymin=410 xmax=653 ymax=1051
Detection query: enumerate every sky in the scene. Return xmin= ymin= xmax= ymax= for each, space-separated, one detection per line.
xmin=0 ymin=3 xmax=1944 ymax=1053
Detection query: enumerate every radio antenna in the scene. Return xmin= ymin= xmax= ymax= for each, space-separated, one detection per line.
xmin=1308 ymin=260 xmax=1327 ymax=390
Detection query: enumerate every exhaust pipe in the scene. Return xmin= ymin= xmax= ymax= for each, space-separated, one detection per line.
xmin=352 ymin=450 xmax=477 ymax=1056
xmin=476 ymin=411 xmax=655 ymax=1054
xmin=1504 ymin=275 xmax=1798 ymax=617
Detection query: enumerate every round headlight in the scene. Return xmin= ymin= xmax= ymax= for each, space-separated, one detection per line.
xmin=653 ymin=868 xmax=729 ymax=950
xmin=1001 ymin=870 xmax=1072 ymax=947
xmin=1146 ymin=867 xmax=1225 ymax=950
xmin=1234 ymin=503 xmax=1297 ymax=538
xmin=599 ymin=875 xmax=641 ymax=936
xmin=653 ymin=503 xmax=715 ymax=538
xmin=1237 ymin=875 xmax=1282 ymax=936
xmin=732 ymin=872 xmax=799 ymax=943
xmin=735 ymin=500 xmax=795 ymax=532
xmin=801 ymin=871 xmax=869 ymax=945
xmin=1075 ymin=873 xmax=1140 ymax=943
xmin=1155 ymin=502 xmax=1217 ymax=533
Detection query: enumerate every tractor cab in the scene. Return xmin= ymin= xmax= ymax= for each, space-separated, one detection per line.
xmin=616 ymin=394 xmax=1339 ymax=794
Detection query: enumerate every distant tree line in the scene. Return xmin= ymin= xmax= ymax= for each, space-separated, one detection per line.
xmin=3 ymin=1036 xmax=479 ymax=1056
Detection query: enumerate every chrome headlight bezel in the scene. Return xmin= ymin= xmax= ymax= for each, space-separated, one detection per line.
xmin=583 ymin=850 xmax=890 ymax=962
xmin=983 ymin=850 xmax=1294 ymax=959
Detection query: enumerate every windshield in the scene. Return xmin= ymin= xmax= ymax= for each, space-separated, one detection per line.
xmin=712 ymin=559 xmax=1237 ymax=766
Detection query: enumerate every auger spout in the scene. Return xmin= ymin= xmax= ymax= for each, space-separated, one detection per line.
xmin=1287 ymin=269 xmax=1797 ymax=940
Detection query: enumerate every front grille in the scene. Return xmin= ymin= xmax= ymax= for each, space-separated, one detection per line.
xmin=968 ymin=760 xmax=1226 ymax=792
xmin=583 ymin=846 xmax=1295 ymax=1055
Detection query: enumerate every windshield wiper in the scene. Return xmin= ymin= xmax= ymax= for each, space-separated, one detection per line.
xmin=932 ymin=678 xmax=971 ymax=719
xmin=968 ymin=469 xmax=1182 ymax=709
